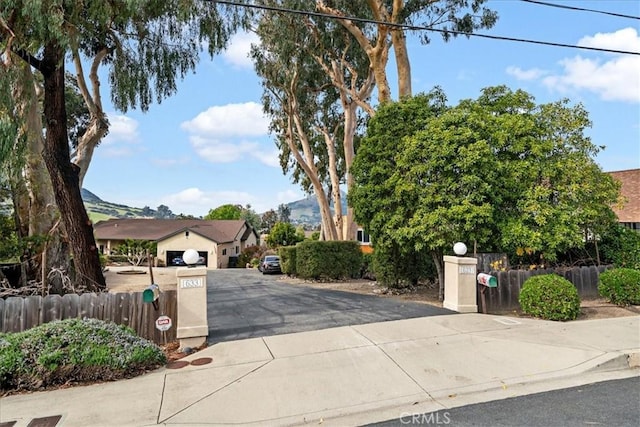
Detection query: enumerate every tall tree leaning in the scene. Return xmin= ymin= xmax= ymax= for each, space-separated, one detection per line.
xmin=253 ymin=1 xmax=374 ymax=240
xmin=1 ymin=1 xmax=242 ymax=291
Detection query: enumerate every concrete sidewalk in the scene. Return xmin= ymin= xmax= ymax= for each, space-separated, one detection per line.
xmin=1 ymin=314 xmax=639 ymax=426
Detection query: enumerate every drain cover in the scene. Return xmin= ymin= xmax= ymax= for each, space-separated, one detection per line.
xmin=27 ymin=416 xmax=62 ymax=427
xmin=190 ymin=357 xmax=212 ymax=366
xmin=166 ymin=360 xmax=190 ymax=369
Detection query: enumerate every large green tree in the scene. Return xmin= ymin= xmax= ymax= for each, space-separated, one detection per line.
xmin=351 ymin=86 xmax=622 ymax=295
xmin=1 ymin=1 xmax=240 ymax=291
xmin=205 ymin=204 xmax=242 ymax=221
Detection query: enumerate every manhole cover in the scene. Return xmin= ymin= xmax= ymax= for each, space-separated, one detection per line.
xmin=166 ymin=360 xmax=189 ymax=369
xmin=190 ymin=357 xmax=212 ymax=366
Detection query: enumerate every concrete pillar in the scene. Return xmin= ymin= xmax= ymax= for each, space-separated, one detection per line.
xmin=176 ymin=266 xmax=208 ymax=349
xmin=443 ymin=255 xmax=478 ymax=313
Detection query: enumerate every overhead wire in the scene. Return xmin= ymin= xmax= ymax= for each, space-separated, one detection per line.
xmin=211 ymin=0 xmax=640 ymax=56
xmin=519 ymin=0 xmax=640 ymax=21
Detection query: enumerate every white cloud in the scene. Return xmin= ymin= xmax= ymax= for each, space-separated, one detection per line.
xmin=181 ymin=102 xmax=278 ymax=167
xmin=162 ymin=187 xmax=271 ymax=216
xmin=506 ymin=66 xmax=548 ymax=81
xmin=103 ymin=114 xmax=140 ymax=144
xmin=578 ymin=27 xmax=640 ymax=53
xmin=222 ymin=31 xmax=260 ymax=69
xmin=181 ymin=102 xmax=269 ymax=137
xmin=543 ymin=28 xmax=640 ymax=103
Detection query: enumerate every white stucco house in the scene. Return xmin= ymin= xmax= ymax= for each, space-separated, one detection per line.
xmin=93 ymin=219 xmax=259 ymax=268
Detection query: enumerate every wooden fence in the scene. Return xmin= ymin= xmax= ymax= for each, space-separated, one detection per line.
xmin=479 ymin=265 xmax=610 ymax=312
xmin=0 ymin=290 xmax=177 ymax=344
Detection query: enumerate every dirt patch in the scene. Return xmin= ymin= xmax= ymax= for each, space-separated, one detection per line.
xmin=103 ymin=265 xmax=178 ymax=293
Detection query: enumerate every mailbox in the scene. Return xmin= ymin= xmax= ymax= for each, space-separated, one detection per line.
xmin=143 ymin=284 xmax=160 ymax=310
xmin=477 ymin=273 xmax=497 ymax=288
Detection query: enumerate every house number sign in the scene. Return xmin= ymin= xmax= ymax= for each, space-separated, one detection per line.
xmin=458 ymin=266 xmax=476 ymax=275
xmin=180 ymin=278 xmax=204 ymax=289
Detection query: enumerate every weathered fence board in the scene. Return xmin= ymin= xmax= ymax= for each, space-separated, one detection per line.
xmin=479 ymin=265 xmax=611 ymax=313
xmin=0 ymin=290 xmax=177 ymax=344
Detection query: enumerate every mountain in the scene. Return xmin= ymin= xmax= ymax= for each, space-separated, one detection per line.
xmin=81 ymin=188 xmax=345 ymax=226
xmin=82 ymin=188 xmax=159 ymax=222
xmin=287 ymin=192 xmax=347 ymax=226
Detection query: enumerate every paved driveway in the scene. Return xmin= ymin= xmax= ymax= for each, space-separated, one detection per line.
xmin=206 ymin=269 xmax=454 ymax=344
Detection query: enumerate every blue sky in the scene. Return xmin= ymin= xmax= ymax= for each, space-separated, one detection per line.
xmin=82 ymin=0 xmax=640 ymax=217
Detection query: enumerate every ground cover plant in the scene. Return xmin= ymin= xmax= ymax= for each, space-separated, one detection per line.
xmin=519 ymin=274 xmax=581 ymax=321
xmin=0 ymin=318 xmax=166 ymax=394
xmin=598 ymin=268 xmax=640 ymax=307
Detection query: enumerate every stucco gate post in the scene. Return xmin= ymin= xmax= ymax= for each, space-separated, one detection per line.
xmin=443 ymin=242 xmax=478 ymax=313
xmin=176 ymin=249 xmax=208 ymax=349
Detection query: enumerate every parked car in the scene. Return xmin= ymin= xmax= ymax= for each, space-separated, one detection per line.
xmin=196 ymin=256 xmax=206 ymax=265
xmin=259 ymin=255 xmax=281 ymax=274
xmin=172 ymin=257 xmax=186 ymax=266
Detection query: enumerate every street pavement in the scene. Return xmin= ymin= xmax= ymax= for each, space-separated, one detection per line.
xmin=1 ymin=313 xmax=638 ymax=426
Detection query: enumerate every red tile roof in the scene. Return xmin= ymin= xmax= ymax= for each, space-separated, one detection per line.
xmin=93 ymin=219 xmax=251 ymax=243
xmin=608 ymin=169 xmax=640 ymax=223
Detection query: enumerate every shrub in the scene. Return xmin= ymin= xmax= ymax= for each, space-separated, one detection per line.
xmin=238 ymin=244 xmax=262 ymax=268
xmin=0 ymin=318 xmax=166 ymax=393
xmin=598 ymin=268 xmax=640 ymax=306
xmin=518 ymin=274 xmax=580 ymax=321
xmin=599 ymin=224 xmax=640 ymax=270
xmin=296 ymin=240 xmax=362 ymax=280
xmin=279 ymin=246 xmax=297 ymax=276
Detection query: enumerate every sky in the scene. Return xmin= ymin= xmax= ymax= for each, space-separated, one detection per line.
xmin=82 ymin=0 xmax=640 ymax=218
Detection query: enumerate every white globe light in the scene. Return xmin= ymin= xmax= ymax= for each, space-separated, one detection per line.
xmin=183 ymin=249 xmax=199 ymax=266
xmin=453 ymin=242 xmax=467 ymax=256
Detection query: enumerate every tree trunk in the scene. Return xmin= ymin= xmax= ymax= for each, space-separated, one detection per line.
xmin=432 ymin=250 xmax=445 ymax=301
xmin=391 ymin=27 xmax=412 ymax=98
xmin=40 ymin=42 xmax=105 ymax=292
xmin=16 ymin=64 xmax=71 ymax=293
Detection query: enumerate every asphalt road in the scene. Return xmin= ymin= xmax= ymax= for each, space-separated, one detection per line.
xmin=206 ymin=269 xmax=454 ymax=344
xmin=370 ymin=376 xmax=640 ymax=427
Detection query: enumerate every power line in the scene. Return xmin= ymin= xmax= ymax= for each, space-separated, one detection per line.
xmin=520 ymin=0 xmax=640 ymax=21
xmin=212 ymin=0 xmax=640 ymax=56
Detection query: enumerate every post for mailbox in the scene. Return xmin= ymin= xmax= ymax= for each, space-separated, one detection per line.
xmin=443 ymin=242 xmax=478 ymax=313
xmin=477 ymin=273 xmax=497 ymax=314
xmin=176 ymin=249 xmax=208 ymax=350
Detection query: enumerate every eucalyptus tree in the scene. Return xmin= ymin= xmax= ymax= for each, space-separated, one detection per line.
xmin=317 ymin=0 xmax=498 ymax=101
xmin=252 ymin=1 xmax=374 ymax=240
xmin=0 ymin=1 xmax=241 ymax=291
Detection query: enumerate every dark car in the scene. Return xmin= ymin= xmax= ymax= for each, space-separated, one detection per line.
xmin=172 ymin=257 xmax=186 ymax=266
xmin=259 ymin=255 xmax=281 ymax=274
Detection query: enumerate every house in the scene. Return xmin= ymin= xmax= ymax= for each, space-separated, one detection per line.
xmin=608 ymin=168 xmax=640 ymax=232
xmin=93 ymin=219 xmax=259 ymax=268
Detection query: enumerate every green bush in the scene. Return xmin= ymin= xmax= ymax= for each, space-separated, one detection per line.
xmin=238 ymin=244 xmax=262 ymax=268
xmin=518 ymin=274 xmax=581 ymax=321
xmin=598 ymin=268 xmax=640 ymax=306
xmin=279 ymin=246 xmax=297 ymax=276
xmin=599 ymin=224 xmax=640 ymax=270
xmin=296 ymin=240 xmax=362 ymax=280
xmin=0 ymin=318 xmax=166 ymax=393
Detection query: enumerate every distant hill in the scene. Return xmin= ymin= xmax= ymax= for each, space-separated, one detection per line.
xmin=81 ymin=188 xmax=345 ymax=226
xmin=287 ymin=192 xmax=347 ymax=226
xmin=82 ymin=188 xmax=161 ymax=223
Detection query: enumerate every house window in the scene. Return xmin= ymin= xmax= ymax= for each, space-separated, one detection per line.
xmin=357 ymin=229 xmax=370 ymax=244
xmin=236 ymin=246 xmax=239 ymax=254
xmin=222 ymin=249 xmax=227 ymax=256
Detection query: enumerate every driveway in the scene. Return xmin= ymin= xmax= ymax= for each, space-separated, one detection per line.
xmin=206 ymin=269 xmax=454 ymax=344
